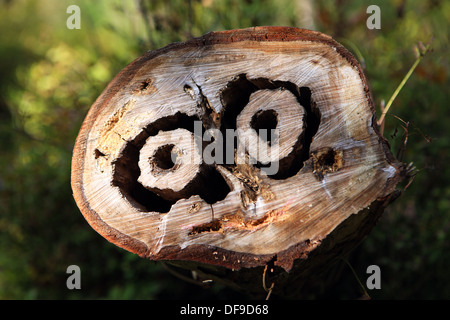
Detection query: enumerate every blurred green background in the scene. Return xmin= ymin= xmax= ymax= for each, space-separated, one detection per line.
xmin=0 ymin=0 xmax=448 ymax=299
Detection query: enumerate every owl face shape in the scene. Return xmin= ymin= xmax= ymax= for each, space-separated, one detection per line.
xmin=110 ymin=75 xmax=317 ymax=213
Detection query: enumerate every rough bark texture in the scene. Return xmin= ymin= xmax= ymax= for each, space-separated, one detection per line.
xmin=71 ymin=27 xmax=405 ymax=297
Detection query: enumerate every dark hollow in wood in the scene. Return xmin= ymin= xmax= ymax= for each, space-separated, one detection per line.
xmin=220 ymin=75 xmax=319 ymax=179
xmin=250 ymin=109 xmax=278 ymax=145
xmin=112 ymin=112 xmax=231 ymax=211
xmin=152 ymin=144 xmax=177 ymax=170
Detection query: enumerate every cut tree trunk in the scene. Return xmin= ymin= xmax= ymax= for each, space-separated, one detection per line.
xmin=71 ymin=27 xmax=405 ymax=298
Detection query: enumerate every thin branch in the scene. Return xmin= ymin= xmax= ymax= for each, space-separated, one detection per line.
xmin=262 ymin=264 xmax=275 ymax=299
xmin=160 ymin=262 xmax=206 ymax=287
xmin=377 ymin=39 xmax=433 ymax=127
xmin=341 ymin=257 xmax=370 ymax=299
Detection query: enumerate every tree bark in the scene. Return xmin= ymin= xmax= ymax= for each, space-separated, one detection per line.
xmin=71 ymin=27 xmax=405 ymax=298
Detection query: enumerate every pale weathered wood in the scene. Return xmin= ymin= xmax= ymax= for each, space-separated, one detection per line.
xmin=71 ymin=27 xmax=404 ymax=297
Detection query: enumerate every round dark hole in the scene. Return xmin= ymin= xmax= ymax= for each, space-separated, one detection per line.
xmin=250 ymin=109 xmax=278 ymax=145
xmin=153 ymin=144 xmax=177 ymax=170
xmin=319 ymin=148 xmax=336 ymax=167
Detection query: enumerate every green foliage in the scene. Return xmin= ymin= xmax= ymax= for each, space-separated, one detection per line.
xmin=0 ymin=0 xmax=448 ymax=299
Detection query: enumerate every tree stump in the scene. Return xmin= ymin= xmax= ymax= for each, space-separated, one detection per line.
xmin=71 ymin=27 xmax=405 ymax=298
